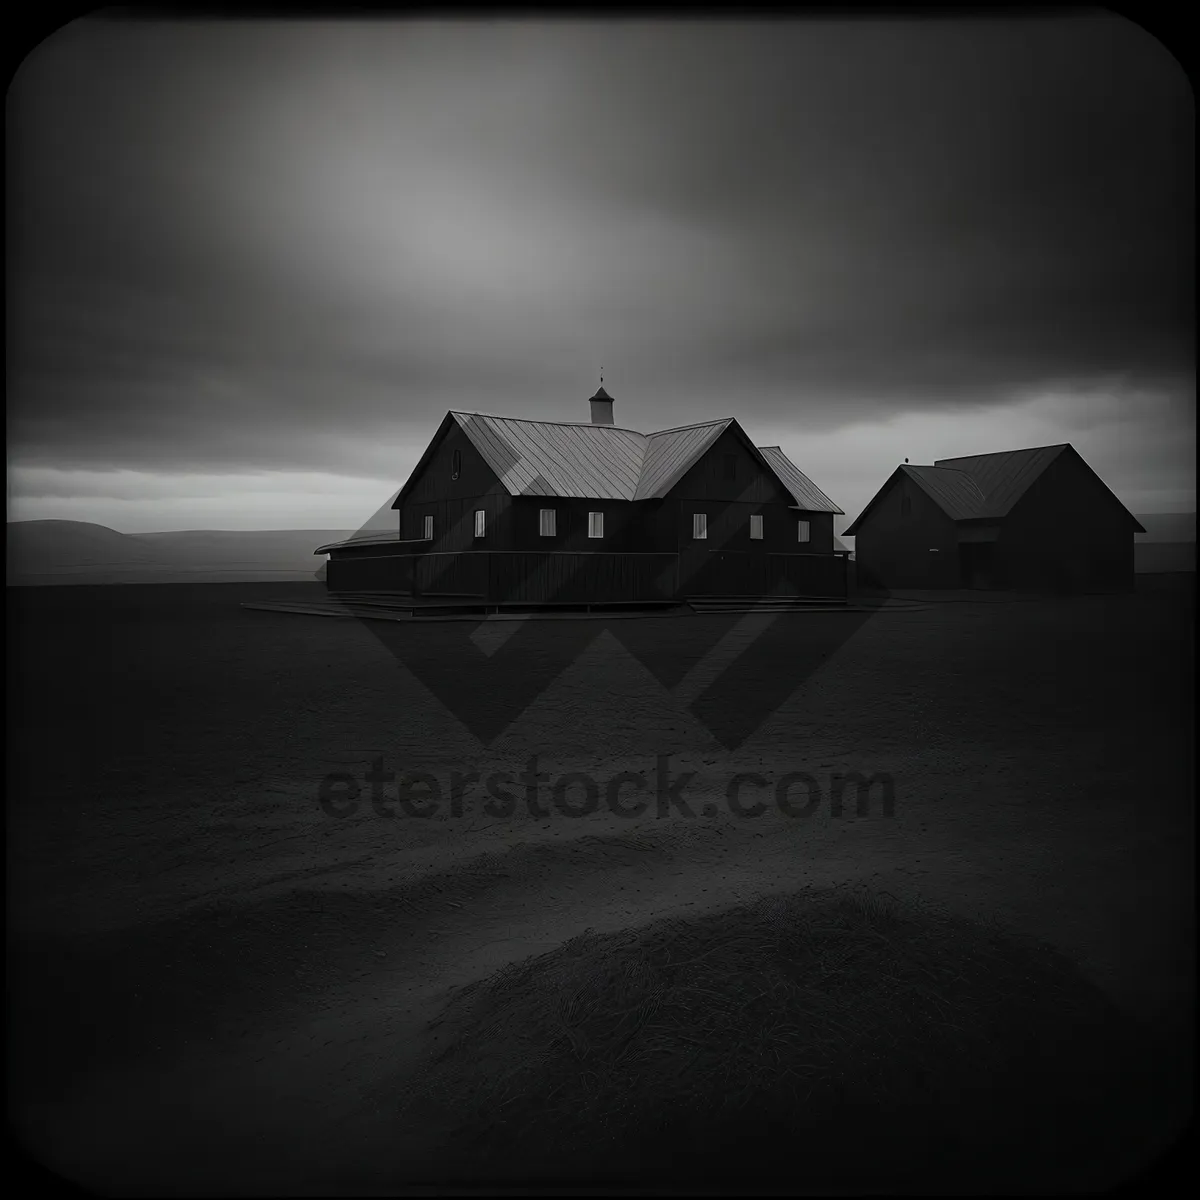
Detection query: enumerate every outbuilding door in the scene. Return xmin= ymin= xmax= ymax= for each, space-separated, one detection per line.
xmin=959 ymin=543 xmax=995 ymax=589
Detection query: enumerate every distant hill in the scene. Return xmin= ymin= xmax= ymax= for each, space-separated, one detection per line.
xmin=10 ymin=510 xmax=1192 ymax=585
xmin=7 ymin=521 xmax=354 ymax=585
xmin=6 ymin=520 xmax=160 ymax=577
xmin=137 ymin=529 xmax=357 ymax=570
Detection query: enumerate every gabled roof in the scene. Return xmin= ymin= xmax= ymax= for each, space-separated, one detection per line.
xmin=633 ymin=419 xmax=732 ymax=499
xmin=842 ymin=463 xmax=989 ymax=535
xmin=844 ymin=442 xmax=1146 ymax=534
xmin=757 ymin=446 xmax=844 ymax=514
xmin=390 ymin=411 xmax=841 ymax=511
xmin=932 ymin=445 xmax=1067 ymax=517
xmin=451 ymin=411 xmax=646 ymax=500
xmin=935 ymin=443 xmax=1144 ymax=530
xmin=900 ymin=464 xmax=991 ymax=520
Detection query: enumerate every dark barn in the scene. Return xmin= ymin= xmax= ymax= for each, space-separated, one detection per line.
xmin=844 ymin=443 xmax=1145 ymax=592
xmin=317 ymin=389 xmax=847 ymax=605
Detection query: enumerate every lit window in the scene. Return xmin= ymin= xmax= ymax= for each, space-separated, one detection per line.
xmin=423 ymin=515 xmax=434 ymax=540
xmin=750 ymin=514 xmax=763 ymax=540
xmin=539 ymin=508 xmax=557 ymax=537
xmin=474 ymin=509 xmax=486 ymax=538
xmin=693 ymin=513 xmax=708 ymax=540
xmin=797 ymin=519 xmax=810 ymax=543
xmin=588 ymin=511 xmax=604 ymax=538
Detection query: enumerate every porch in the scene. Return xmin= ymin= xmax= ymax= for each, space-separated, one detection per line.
xmin=323 ymin=547 xmax=849 ymax=605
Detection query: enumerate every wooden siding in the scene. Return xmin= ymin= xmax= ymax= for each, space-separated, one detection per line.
xmin=415 ymin=552 xmax=488 ymax=596
xmin=326 ymin=547 xmax=844 ymax=602
xmin=506 ymin=496 xmax=650 ymax=552
xmin=403 ymin=492 xmax=514 ymax=551
xmin=402 ymin=419 xmax=506 ymax=504
xmin=668 ymin=425 xmax=796 ymax=505
xmin=660 ymin=428 xmax=834 ymax=566
xmin=679 ymin=551 xmax=848 ymax=599
xmin=327 ymin=552 xmax=414 ymax=593
xmin=487 ymin=552 xmax=677 ymax=603
xmin=398 ymin=419 xmax=512 ymax=548
xmin=669 ymin=500 xmax=834 ymax=559
xmin=853 ymin=472 xmax=961 ymax=589
xmin=997 ymin=449 xmax=1137 ymax=591
xmin=798 ymin=512 xmax=835 ymax=554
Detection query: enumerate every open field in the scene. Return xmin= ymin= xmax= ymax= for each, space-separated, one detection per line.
xmin=8 ymin=576 xmax=1195 ymax=1192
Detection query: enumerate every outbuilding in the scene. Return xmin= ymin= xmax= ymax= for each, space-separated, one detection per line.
xmin=843 ymin=444 xmax=1145 ymax=592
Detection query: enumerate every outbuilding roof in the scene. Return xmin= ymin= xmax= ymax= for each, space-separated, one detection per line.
xmin=933 ymin=445 xmax=1068 ymax=517
xmin=899 ymin=464 xmax=992 ymax=521
xmin=843 ymin=443 xmax=1146 ymax=534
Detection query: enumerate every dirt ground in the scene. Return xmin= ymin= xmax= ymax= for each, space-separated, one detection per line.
xmin=8 ymin=576 xmax=1195 ymax=1193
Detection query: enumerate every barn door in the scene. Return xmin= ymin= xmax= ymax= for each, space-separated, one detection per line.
xmin=959 ymin=543 xmax=994 ymax=590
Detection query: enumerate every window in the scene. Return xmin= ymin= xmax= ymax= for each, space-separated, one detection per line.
xmin=588 ymin=511 xmax=604 ymax=539
xmin=693 ymin=512 xmax=708 ymax=540
xmin=423 ymin=514 xmax=434 ymax=540
xmin=451 ymin=449 xmax=462 ymax=480
xmin=750 ymin=514 xmax=763 ymax=540
xmin=539 ymin=508 xmax=557 ymax=537
xmin=901 ymin=494 xmax=912 ymax=518
xmin=797 ymin=519 xmax=810 ymax=543
xmin=722 ymin=454 xmax=737 ymax=481
xmin=474 ymin=509 xmax=486 ymax=538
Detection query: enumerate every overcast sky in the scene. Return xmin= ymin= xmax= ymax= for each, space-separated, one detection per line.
xmin=8 ymin=13 xmax=1194 ymax=533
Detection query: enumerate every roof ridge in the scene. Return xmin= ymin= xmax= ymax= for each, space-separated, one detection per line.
xmin=450 ymin=410 xmax=647 ymax=436
xmin=647 ymin=417 xmax=733 ymax=436
xmin=448 ymin=410 xmax=737 ymax=438
xmin=904 ymin=462 xmax=985 ymax=478
xmin=934 ymin=443 xmax=1070 ymax=462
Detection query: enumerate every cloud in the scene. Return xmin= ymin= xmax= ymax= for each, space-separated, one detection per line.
xmin=12 ymin=384 xmax=1191 ymax=534
xmin=6 ymin=14 xmax=1193 ymax=517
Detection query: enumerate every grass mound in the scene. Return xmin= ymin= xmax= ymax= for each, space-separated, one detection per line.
xmin=398 ymin=887 xmax=1168 ymax=1189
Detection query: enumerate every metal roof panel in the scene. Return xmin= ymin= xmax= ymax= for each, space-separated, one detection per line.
xmin=933 ymin=445 xmax=1068 ymax=516
xmin=395 ymin=411 xmax=843 ymax=512
xmin=901 ymin=464 xmax=992 ymax=520
xmin=634 ymin=420 xmax=731 ymax=499
xmin=757 ymin=445 xmax=844 ymax=514
xmin=452 ymin=412 xmax=646 ymax=500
